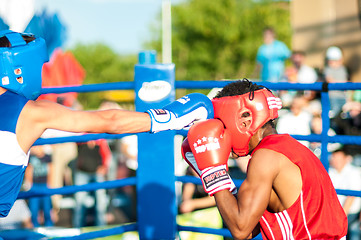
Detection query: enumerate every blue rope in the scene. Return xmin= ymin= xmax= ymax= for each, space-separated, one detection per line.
xmin=176 ymin=175 xmax=360 ymax=197
xmin=336 ymin=189 xmax=361 ymax=197
xmin=34 ymin=133 xmax=361 ymax=147
xmin=17 ymin=177 xmax=136 ymax=199
xmin=34 ymin=133 xmax=135 ymax=145
xmin=40 ymin=81 xmax=361 ymax=94
xmin=41 ymin=81 xmax=135 ymax=94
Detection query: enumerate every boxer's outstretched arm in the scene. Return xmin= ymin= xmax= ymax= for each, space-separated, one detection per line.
xmin=17 ymin=100 xmax=151 ymax=152
xmin=214 ymin=149 xmax=279 ymax=240
xmin=18 ymin=92 xmax=213 ymax=153
xmin=29 ymin=100 xmax=151 ymax=134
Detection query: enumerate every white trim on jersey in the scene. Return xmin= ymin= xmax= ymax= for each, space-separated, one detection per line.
xmin=283 ymin=211 xmax=295 ymax=240
xmin=300 ymin=190 xmax=312 ymax=240
xmin=275 ymin=213 xmax=287 ymax=240
xmin=261 ymin=216 xmax=276 ymax=240
xmin=0 ymin=131 xmax=29 ymax=166
xmin=275 ymin=211 xmax=295 ymax=240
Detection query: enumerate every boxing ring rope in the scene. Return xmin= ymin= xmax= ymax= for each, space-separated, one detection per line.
xmin=14 ymin=80 xmax=361 ymax=240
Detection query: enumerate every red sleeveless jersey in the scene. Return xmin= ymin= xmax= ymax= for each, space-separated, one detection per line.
xmin=251 ymin=134 xmax=347 ymax=240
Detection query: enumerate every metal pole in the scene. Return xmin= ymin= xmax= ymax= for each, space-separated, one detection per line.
xmin=162 ymin=0 xmax=172 ymax=64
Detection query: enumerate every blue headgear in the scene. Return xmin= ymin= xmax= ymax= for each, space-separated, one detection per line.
xmin=0 ymin=30 xmax=49 ymax=100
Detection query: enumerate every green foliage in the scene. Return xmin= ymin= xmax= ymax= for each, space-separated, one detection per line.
xmin=147 ymin=0 xmax=291 ymax=83
xmin=69 ymin=0 xmax=291 ymax=107
xmin=70 ymin=43 xmax=137 ymax=109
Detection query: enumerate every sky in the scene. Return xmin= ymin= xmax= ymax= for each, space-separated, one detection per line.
xmin=33 ymin=0 xmax=167 ymax=54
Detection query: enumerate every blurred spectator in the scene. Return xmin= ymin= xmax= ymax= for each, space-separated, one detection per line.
xmin=332 ymin=101 xmax=361 ymax=167
xmin=106 ymin=134 xmax=138 ymax=224
xmin=256 ymin=27 xmax=291 ymax=83
xmin=310 ymin=114 xmax=341 ymax=158
xmin=97 ymin=100 xmax=133 ymax=224
xmin=228 ymin=155 xmax=248 ymax=183
xmin=276 ymin=96 xmax=312 ymax=147
xmin=179 ymin=167 xmax=215 ymax=214
xmin=98 ymin=100 xmax=123 ymax=181
xmin=329 ymin=148 xmax=361 ymax=240
xmin=121 ymin=135 xmax=138 ymax=172
xmin=178 ymin=167 xmax=222 ymax=240
xmin=286 ymin=51 xmax=319 ymax=84
xmin=73 ymin=139 xmax=111 ymax=227
xmin=47 ymin=97 xmax=80 ymax=216
xmin=281 ymin=51 xmax=319 ymax=106
xmin=324 ymin=46 xmax=349 ymax=118
xmin=234 ymin=155 xmax=251 ymax=177
xmin=351 ymin=90 xmax=361 ymax=103
xmin=0 ymin=200 xmax=32 ymax=230
xmin=24 ymin=145 xmax=54 ymax=227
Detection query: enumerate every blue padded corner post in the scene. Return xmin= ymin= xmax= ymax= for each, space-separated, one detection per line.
xmin=320 ymin=88 xmax=330 ymax=171
xmin=134 ymin=50 xmax=177 ymax=240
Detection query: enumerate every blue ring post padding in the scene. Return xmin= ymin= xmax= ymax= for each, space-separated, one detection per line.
xmin=134 ymin=52 xmax=177 ymax=240
xmin=320 ymin=89 xmax=331 ymax=170
xmin=138 ymin=50 xmax=157 ymax=64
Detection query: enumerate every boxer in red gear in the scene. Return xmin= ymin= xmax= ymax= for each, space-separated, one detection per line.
xmin=185 ymin=79 xmax=347 ymax=240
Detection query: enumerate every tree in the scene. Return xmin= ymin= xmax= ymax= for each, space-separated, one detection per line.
xmin=70 ymin=43 xmax=137 ymax=109
xmin=146 ymin=0 xmax=291 ymax=83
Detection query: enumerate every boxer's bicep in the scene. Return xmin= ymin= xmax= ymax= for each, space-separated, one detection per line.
xmin=28 ymin=100 xmax=94 ymax=133
xmin=236 ymin=149 xmax=280 ymax=230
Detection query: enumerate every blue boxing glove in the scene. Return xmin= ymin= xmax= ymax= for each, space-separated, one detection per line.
xmin=147 ymin=93 xmax=214 ymax=133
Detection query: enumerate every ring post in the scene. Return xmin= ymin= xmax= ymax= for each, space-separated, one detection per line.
xmin=320 ymin=83 xmax=330 ymax=170
xmin=134 ymin=50 xmax=177 ymax=239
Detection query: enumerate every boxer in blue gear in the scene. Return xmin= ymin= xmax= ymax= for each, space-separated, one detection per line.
xmin=0 ymin=90 xmax=28 ymax=217
xmin=0 ymin=30 xmax=213 ymax=216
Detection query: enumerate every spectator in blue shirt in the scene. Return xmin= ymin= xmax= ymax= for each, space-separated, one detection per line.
xmin=256 ymin=27 xmax=291 ymax=83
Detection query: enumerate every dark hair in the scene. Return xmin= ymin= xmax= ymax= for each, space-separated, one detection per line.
xmin=332 ymin=147 xmax=350 ymax=155
xmin=214 ymin=78 xmax=267 ymax=99
xmin=214 ymin=78 xmax=276 ymax=128
xmin=263 ymin=27 xmax=275 ymax=34
xmin=0 ymin=34 xmax=36 ymax=47
xmin=292 ymin=50 xmax=306 ymax=56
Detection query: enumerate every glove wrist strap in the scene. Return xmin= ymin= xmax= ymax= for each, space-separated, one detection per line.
xmin=201 ymin=165 xmax=237 ymax=196
xmin=147 ymin=109 xmax=173 ymax=133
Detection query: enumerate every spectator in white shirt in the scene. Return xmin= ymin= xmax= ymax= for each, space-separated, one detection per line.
xmin=329 ymin=148 xmax=361 ymax=240
xmin=276 ymin=96 xmax=312 ymax=147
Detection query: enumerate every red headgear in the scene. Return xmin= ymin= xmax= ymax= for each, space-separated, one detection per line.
xmin=212 ymin=88 xmax=282 ymax=156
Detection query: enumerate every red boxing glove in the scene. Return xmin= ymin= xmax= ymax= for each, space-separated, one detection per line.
xmin=187 ymin=119 xmax=237 ymax=196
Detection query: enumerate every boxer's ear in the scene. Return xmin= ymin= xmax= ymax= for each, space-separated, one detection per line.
xmin=237 ymin=110 xmax=252 ymax=130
